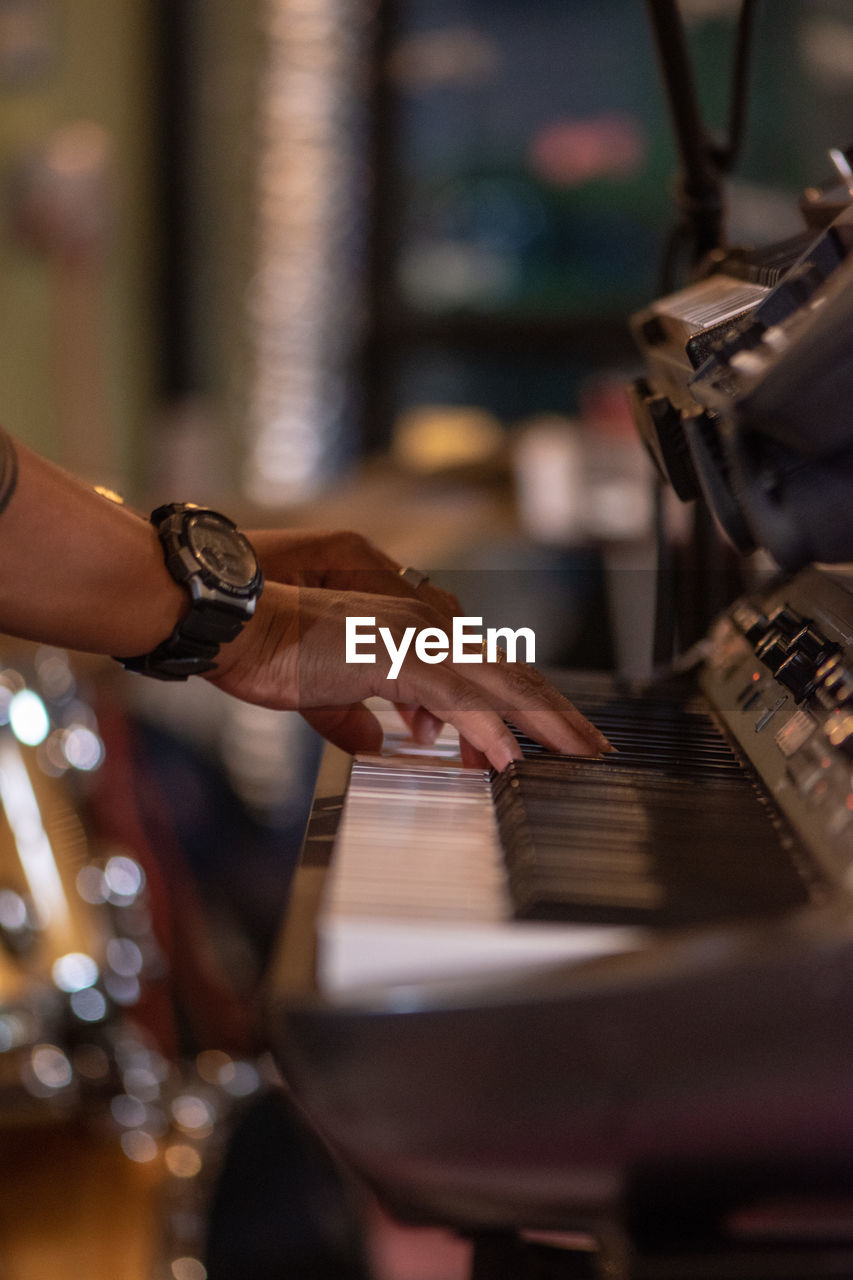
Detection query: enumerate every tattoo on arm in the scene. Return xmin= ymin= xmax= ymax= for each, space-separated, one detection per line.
xmin=0 ymin=429 xmax=18 ymax=516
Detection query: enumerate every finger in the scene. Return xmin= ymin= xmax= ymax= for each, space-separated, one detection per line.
xmin=417 ymin=583 xmax=461 ymax=622
xmin=393 ymin=702 xmax=418 ymax=732
xmin=346 ymin=570 xmax=460 ymax=622
xmin=411 ymin=705 xmax=444 ymax=744
xmin=392 ymin=701 xmax=445 ymax=747
xmin=459 ymin=735 xmax=488 ymax=769
xmin=443 ymin=704 xmax=520 ymax=771
xmin=452 ymin=659 xmax=611 ymax=757
xmin=344 ymin=590 xmax=608 ymax=756
xmin=427 ymin=655 xmax=607 ymax=752
xmin=302 ymin=703 xmax=384 ymax=755
xmin=388 ymin=666 xmax=521 ymax=771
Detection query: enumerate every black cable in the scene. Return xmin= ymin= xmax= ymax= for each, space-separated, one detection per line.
xmin=647 ymin=0 xmax=761 ymax=282
xmin=645 ymin=0 xmax=725 ymax=267
xmin=660 ymin=221 xmax=692 ymax=294
xmin=647 ymin=1 xmax=761 ymax=663
xmin=651 ymin=474 xmax=678 ymax=670
xmin=722 ymin=0 xmax=760 ymax=173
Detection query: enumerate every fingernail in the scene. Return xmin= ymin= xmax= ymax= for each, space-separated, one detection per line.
xmin=495 ymin=745 xmax=520 ymax=771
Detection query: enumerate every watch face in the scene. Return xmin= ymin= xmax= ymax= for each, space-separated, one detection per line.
xmin=187 ymin=513 xmax=258 ymax=589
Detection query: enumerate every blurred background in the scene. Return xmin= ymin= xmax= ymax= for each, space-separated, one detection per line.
xmin=0 ymin=0 xmax=851 ymax=1276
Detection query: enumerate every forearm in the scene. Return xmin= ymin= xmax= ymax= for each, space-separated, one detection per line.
xmin=0 ymin=434 xmax=610 ymax=771
xmin=0 ymin=436 xmax=187 ymax=656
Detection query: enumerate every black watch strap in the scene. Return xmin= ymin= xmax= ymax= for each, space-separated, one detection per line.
xmin=115 ymin=504 xmax=262 ymax=682
xmin=118 ymin=603 xmax=244 ymax=681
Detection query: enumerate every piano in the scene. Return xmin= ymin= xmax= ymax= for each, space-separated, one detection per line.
xmin=268 ymin=564 xmax=853 ymax=1276
xmin=267 ymin=35 xmax=853 ymax=1269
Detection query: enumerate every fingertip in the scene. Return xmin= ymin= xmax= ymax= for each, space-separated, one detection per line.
xmin=393 ymin=702 xmax=417 ymax=731
xmin=412 ymin=707 xmax=443 ymax=745
xmin=490 ymin=737 xmax=522 ymax=772
xmin=590 ymin=730 xmax=616 ymax=753
xmin=496 ymin=751 xmax=522 ymax=772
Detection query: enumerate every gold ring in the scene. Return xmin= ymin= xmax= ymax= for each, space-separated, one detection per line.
xmin=398 ymin=566 xmax=430 ymax=590
xmin=482 ymin=639 xmax=506 ymax=663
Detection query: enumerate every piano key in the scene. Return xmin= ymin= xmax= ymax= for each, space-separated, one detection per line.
xmin=312 ymin=680 xmax=814 ymax=991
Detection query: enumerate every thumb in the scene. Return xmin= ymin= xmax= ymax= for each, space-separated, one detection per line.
xmin=302 ymin=703 xmax=384 ymax=755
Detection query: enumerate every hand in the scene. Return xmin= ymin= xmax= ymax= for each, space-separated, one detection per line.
xmin=206 ymin=583 xmax=612 ymax=771
xmin=248 ymin=526 xmax=460 ymax=614
xmin=248 ymin=527 xmax=461 ymax=745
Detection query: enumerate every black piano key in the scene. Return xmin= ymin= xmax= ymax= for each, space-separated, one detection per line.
xmin=494 ymin=686 xmax=813 ymax=928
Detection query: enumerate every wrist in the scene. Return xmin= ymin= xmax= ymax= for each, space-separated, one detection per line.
xmin=247 ymin=528 xmax=332 ymax=585
xmin=116 ymin=504 xmax=264 ymax=681
xmin=203 ymin=580 xmax=301 ymax=698
xmin=128 ymin=520 xmax=192 ymax=649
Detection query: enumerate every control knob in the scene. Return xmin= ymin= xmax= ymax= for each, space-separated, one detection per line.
xmin=766 ymin=605 xmax=804 ymax=638
xmin=731 ymin=602 xmax=770 ymax=644
xmin=755 ymin=632 xmax=791 ymax=674
xmin=792 ymin=625 xmax=832 ymax=662
xmin=775 ymin=627 xmax=837 ymax=702
xmin=824 ymin=708 xmax=853 ymax=756
xmin=816 ymin=654 xmax=853 ymax=709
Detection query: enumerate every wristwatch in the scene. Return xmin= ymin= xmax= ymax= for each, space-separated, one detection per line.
xmin=116 ymin=503 xmax=264 ymax=681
